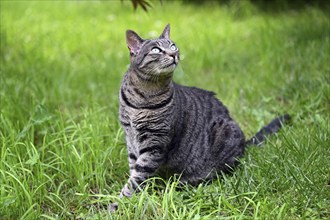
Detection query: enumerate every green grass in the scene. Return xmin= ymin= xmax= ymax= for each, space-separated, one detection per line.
xmin=1 ymin=1 xmax=329 ymax=219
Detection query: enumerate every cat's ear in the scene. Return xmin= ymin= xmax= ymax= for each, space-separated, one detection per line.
xmin=126 ymin=30 xmax=144 ymax=56
xmin=159 ymin=24 xmax=170 ymax=39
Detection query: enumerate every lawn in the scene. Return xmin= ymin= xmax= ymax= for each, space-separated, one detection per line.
xmin=1 ymin=1 xmax=329 ymax=219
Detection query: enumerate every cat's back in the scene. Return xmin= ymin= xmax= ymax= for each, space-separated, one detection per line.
xmin=173 ymin=82 xmax=230 ymax=117
xmin=174 ymin=82 xmax=215 ymax=97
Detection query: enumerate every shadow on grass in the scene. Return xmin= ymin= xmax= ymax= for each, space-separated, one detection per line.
xmin=183 ymin=0 xmax=330 ymax=14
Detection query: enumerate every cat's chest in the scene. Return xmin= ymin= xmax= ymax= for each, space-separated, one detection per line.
xmin=119 ymin=99 xmax=175 ymax=146
xmin=120 ymin=107 xmax=147 ymax=124
xmin=120 ymin=105 xmax=168 ymax=129
xmin=119 ymin=88 xmax=175 ymax=128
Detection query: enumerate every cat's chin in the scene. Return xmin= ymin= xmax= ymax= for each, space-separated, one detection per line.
xmin=161 ymin=63 xmax=177 ymax=73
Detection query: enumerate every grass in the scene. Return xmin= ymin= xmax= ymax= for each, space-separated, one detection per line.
xmin=1 ymin=1 xmax=329 ymax=219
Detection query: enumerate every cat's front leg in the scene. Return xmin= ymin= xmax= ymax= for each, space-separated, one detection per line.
xmin=119 ymin=152 xmax=137 ymax=198
xmin=120 ymin=145 xmax=165 ymax=198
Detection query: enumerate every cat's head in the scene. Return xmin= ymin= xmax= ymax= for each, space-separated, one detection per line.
xmin=126 ymin=24 xmax=180 ymax=80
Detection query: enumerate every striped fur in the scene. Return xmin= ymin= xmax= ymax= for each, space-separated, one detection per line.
xmin=117 ymin=24 xmax=289 ymax=199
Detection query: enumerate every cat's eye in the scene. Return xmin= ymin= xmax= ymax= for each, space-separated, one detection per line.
xmin=170 ymin=44 xmax=177 ymax=51
xmin=151 ymin=47 xmax=161 ymax=53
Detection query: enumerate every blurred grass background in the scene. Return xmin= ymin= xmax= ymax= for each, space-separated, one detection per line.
xmin=1 ymin=0 xmax=329 ymax=219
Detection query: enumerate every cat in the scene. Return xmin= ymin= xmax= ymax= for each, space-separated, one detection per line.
xmin=110 ymin=24 xmax=290 ymax=211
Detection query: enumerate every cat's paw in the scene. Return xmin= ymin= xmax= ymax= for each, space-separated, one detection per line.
xmin=121 ymin=184 xmax=133 ymax=198
xmin=108 ymin=203 xmax=118 ymax=212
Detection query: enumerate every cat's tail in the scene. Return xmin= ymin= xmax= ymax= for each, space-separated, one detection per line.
xmin=245 ymin=114 xmax=291 ymax=146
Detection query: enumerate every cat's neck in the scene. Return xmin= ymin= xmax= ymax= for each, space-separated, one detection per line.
xmin=126 ymin=69 xmax=173 ymax=97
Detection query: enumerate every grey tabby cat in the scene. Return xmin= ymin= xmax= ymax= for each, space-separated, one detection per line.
xmin=115 ymin=24 xmax=289 ymax=203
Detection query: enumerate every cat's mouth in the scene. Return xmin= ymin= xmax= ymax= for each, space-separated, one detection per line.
xmin=166 ymin=62 xmax=176 ymax=68
xmin=161 ymin=62 xmax=177 ymax=74
xmin=164 ymin=60 xmax=177 ymax=69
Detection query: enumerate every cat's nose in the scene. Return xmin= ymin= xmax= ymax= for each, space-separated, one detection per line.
xmin=170 ymin=54 xmax=179 ymax=64
xmin=169 ymin=54 xmax=176 ymax=60
xmin=167 ymin=50 xmax=177 ymax=58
